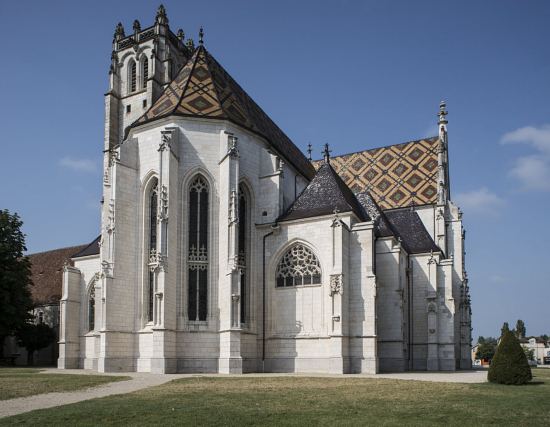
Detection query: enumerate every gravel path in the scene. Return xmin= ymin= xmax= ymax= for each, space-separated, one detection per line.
xmin=0 ymin=371 xmax=178 ymax=419
xmin=0 ymin=369 xmax=487 ymax=418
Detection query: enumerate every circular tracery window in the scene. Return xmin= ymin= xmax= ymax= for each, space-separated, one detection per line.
xmin=276 ymin=244 xmax=322 ymax=287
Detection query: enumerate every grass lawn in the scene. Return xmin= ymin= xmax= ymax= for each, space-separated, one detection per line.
xmin=0 ymin=368 xmax=128 ymax=401
xmin=2 ymin=369 xmax=550 ymax=426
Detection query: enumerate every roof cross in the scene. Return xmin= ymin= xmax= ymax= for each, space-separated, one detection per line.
xmin=199 ymin=27 xmax=204 ymax=45
xmin=322 ymin=143 xmax=331 ymax=163
xmin=307 ymin=143 xmax=312 ymax=161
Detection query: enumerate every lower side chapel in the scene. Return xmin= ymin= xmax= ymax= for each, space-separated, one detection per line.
xmin=58 ymin=6 xmax=472 ymax=374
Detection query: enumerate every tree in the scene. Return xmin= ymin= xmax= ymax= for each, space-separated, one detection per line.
xmin=515 ymin=319 xmax=526 ymax=339
xmin=0 ymin=210 xmax=33 ymax=358
xmin=16 ymin=323 xmax=56 ymax=366
xmin=475 ymin=336 xmax=497 ymax=361
xmin=488 ymin=330 xmax=532 ymax=385
xmin=501 ymin=322 xmax=510 ymax=337
xmin=523 ymin=347 xmax=535 ymax=362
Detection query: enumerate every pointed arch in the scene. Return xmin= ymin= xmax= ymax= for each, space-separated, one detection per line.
xmin=86 ymin=274 xmax=100 ymax=332
xmin=238 ymin=181 xmax=252 ymax=324
xmin=275 ymin=242 xmax=322 ymax=287
xmin=186 ymin=174 xmax=210 ymax=322
xmin=142 ymin=175 xmax=159 ymax=323
xmin=128 ymin=58 xmax=137 ymax=93
xmin=141 ymin=55 xmax=149 ymax=89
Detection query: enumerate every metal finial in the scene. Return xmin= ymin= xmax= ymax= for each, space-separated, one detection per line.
xmin=199 ymin=27 xmax=204 ymax=45
xmin=438 ymin=100 xmax=448 ymax=125
xmin=307 ymin=143 xmax=312 ymax=161
xmin=322 ymin=143 xmax=332 ymax=163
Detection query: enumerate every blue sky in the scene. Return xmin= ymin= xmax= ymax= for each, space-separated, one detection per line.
xmin=1 ymin=0 xmax=549 ymax=339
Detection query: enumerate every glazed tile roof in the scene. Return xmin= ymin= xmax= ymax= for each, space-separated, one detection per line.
xmin=278 ymin=161 xmax=369 ymax=222
xmin=28 ymin=244 xmax=88 ymax=305
xmin=129 ymin=45 xmax=315 ymax=180
xmin=313 ymin=137 xmax=440 ymax=209
xmin=384 ymin=209 xmax=440 ymax=254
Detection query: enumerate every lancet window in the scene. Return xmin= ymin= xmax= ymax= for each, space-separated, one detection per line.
xmin=88 ymin=287 xmax=95 ymax=331
xmin=129 ymin=60 xmax=137 ymax=93
xmin=142 ymin=57 xmax=148 ymax=89
xmin=147 ymin=180 xmax=158 ymax=322
xmin=187 ymin=176 xmax=209 ymax=321
xmin=276 ymin=244 xmax=322 ymax=287
xmin=237 ymin=185 xmax=248 ymax=323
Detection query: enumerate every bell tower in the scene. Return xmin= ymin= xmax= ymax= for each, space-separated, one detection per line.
xmin=103 ymin=4 xmax=193 ymax=151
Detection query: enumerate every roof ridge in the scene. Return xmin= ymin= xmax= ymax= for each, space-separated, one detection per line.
xmin=312 ymin=135 xmax=439 ymax=162
xmin=172 ymin=46 xmax=203 ymax=117
xmin=28 ymin=244 xmax=88 ymax=257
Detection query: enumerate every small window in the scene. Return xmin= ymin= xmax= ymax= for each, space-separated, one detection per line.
xmin=88 ymin=287 xmax=95 ymax=331
xmin=143 ymin=99 xmax=147 ymax=108
xmin=38 ymin=312 xmax=44 ymax=324
xmin=126 ymin=104 xmax=131 ymax=113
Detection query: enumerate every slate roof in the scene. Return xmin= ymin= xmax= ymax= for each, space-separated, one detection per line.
xmin=72 ymin=235 xmax=101 ymax=258
xmin=313 ymin=137 xmax=441 ymax=209
xmin=129 ymin=45 xmax=315 ymax=180
xmin=355 ymin=190 xmax=393 ymax=237
xmin=28 ymin=244 xmax=88 ymax=305
xmin=278 ymin=161 xmax=369 ymax=222
xmin=384 ymin=209 xmax=440 ymax=254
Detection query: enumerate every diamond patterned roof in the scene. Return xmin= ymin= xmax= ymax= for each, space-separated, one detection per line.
xmin=312 ymin=137 xmax=440 ymax=209
xmin=128 ymin=45 xmax=315 ymax=180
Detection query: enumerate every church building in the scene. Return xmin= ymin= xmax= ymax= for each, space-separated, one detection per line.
xmin=58 ymin=6 xmax=472 ymax=374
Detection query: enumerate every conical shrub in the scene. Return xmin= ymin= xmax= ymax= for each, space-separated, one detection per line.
xmin=488 ymin=330 xmax=532 ymax=385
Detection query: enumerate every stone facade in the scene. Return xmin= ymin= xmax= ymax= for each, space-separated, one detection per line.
xmin=58 ymin=7 xmax=471 ymax=374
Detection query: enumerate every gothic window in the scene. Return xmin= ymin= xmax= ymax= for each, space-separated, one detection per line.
xmin=238 ymin=184 xmax=248 ymax=324
xmin=142 ymin=57 xmax=148 ymax=89
xmin=88 ymin=287 xmax=95 ymax=331
xmin=147 ymin=180 xmax=158 ymax=322
xmin=129 ymin=60 xmax=137 ymax=93
xmin=187 ymin=176 xmax=209 ymax=321
xmin=38 ymin=311 xmax=44 ymax=325
xmin=276 ymin=244 xmax=322 ymax=287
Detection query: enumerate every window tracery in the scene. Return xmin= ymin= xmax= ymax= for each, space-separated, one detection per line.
xmin=276 ymin=244 xmax=322 ymax=287
xmin=142 ymin=57 xmax=148 ymax=89
xmin=129 ymin=60 xmax=137 ymax=93
xmin=88 ymin=287 xmax=95 ymax=331
xmin=147 ymin=180 xmax=158 ymax=322
xmin=188 ymin=175 xmax=209 ymax=321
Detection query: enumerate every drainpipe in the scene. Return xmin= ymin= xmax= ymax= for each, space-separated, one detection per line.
xmin=262 ymin=224 xmax=278 ymax=370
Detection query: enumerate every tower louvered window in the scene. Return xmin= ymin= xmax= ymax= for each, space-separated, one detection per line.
xmin=129 ymin=60 xmax=137 ymax=93
xmin=142 ymin=57 xmax=148 ymax=89
xmin=188 ymin=176 xmax=209 ymax=321
xmin=88 ymin=287 xmax=95 ymax=331
xmin=276 ymin=244 xmax=322 ymax=287
xmin=238 ymin=185 xmax=248 ymax=324
xmin=147 ymin=180 xmax=158 ymax=322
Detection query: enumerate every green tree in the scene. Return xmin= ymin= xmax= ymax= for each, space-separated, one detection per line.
xmin=488 ymin=330 xmax=532 ymax=385
xmin=515 ymin=319 xmax=526 ymax=339
xmin=523 ymin=347 xmax=535 ymax=362
xmin=16 ymin=323 xmax=56 ymax=366
xmin=501 ymin=322 xmax=510 ymax=337
xmin=475 ymin=336 xmax=497 ymax=361
xmin=0 ymin=210 xmax=33 ymax=358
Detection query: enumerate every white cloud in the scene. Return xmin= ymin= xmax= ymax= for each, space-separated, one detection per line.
xmin=501 ymin=124 xmax=550 ymax=191
xmin=509 ymin=155 xmax=550 ymax=191
xmin=59 ymin=157 xmax=97 ymax=173
xmin=501 ymin=125 xmax=550 ymax=155
xmin=455 ymin=187 xmax=505 ymax=216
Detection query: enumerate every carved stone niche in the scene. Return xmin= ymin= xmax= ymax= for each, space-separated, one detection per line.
xmin=329 ymin=274 xmax=343 ymax=296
